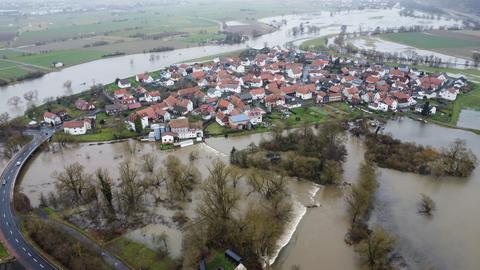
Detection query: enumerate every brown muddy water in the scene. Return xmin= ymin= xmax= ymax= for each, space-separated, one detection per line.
xmin=18 ymin=118 xmax=480 ymax=269
xmin=372 ymin=118 xmax=480 ymax=270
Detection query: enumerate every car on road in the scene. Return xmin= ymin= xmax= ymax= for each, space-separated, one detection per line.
xmin=2 ymin=180 xmax=6 ymax=185
xmin=15 ymin=161 xmax=21 ymax=166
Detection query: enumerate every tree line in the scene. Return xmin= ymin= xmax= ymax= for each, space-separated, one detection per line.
xmin=364 ymin=132 xmax=477 ymax=178
xmin=231 ymin=121 xmax=348 ymax=185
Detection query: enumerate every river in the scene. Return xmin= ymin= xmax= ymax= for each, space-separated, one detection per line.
xmin=371 ymin=117 xmax=480 ymax=270
xmin=0 ymin=7 xmax=461 ymax=117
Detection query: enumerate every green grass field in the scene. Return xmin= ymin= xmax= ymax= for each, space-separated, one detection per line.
xmin=206 ymin=251 xmax=236 ymax=270
xmin=9 ymin=49 xmax=107 ymax=68
xmin=299 ymin=36 xmax=331 ymax=51
xmin=0 ymin=241 xmax=9 ymax=260
xmin=107 ymin=237 xmax=175 ymax=270
xmin=380 ymin=32 xmax=480 ymax=49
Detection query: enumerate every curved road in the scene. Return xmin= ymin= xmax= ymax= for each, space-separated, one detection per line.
xmin=0 ymin=128 xmax=130 ymax=270
xmin=0 ymin=128 xmax=55 ymax=270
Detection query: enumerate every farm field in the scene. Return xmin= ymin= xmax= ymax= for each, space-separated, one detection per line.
xmin=379 ymin=30 xmax=480 ymax=59
xmin=0 ymin=0 xmax=325 ymax=84
xmin=0 ymin=48 xmax=107 ymax=82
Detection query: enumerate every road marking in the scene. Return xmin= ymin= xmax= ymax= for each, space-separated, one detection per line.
xmin=40 ymin=264 xmax=44 ymax=268
xmin=15 ymin=238 xmax=18 ymax=243
xmin=22 ymin=247 xmax=26 ymax=252
xmin=27 ymin=252 xmax=31 ymax=257
xmin=3 ymin=213 xmax=5 ymax=218
xmin=9 ymin=230 xmax=12 ymax=235
xmin=33 ymin=258 xmax=38 ymax=262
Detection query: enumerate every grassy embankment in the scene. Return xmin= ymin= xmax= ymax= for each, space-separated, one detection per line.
xmin=106 ymin=237 xmax=175 ymax=270
xmin=205 ymin=103 xmax=364 ymax=137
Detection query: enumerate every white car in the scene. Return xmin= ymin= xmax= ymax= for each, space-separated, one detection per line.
xmin=15 ymin=161 xmax=21 ymax=166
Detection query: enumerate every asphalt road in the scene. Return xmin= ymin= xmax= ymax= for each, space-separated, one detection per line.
xmin=0 ymin=128 xmax=55 ymax=270
xmin=0 ymin=128 xmax=130 ymax=270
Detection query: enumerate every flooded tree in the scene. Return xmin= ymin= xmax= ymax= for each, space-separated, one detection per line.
xmin=418 ymin=194 xmax=436 ymax=216
xmin=52 ymin=162 xmax=92 ymax=206
xmin=436 ymin=139 xmax=478 ymax=177
xmin=96 ymin=168 xmax=115 ymax=215
xmin=0 ymin=112 xmax=9 ymax=125
xmin=197 ymin=160 xmax=240 ymax=221
xmin=355 ymin=226 xmax=395 ymax=270
xmin=118 ymin=161 xmax=144 ymax=218
xmin=164 ymin=155 xmax=200 ymax=201
xmin=141 ymin=153 xmax=157 ymax=173
xmin=23 ymin=90 xmax=38 ymax=103
xmin=7 ymin=96 xmax=22 ymax=107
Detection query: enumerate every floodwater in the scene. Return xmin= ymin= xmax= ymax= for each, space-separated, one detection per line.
xmin=457 ymin=109 xmax=480 ymax=130
xmin=272 ymin=135 xmax=365 ymax=270
xmin=372 ymin=118 xmax=480 ymax=270
xmin=18 ymin=118 xmax=480 ymax=269
xmin=351 ymin=37 xmax=473 ymax=68
xmin=0 ymin=7 xmax=460 ymax=117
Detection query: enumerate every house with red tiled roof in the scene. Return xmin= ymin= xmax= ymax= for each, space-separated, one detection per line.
xmin=250 ymin=88 xmax=266 ymax=100
xmin=43 ymin=111 xmax=61 ymax=126
xmin=295 ymin=84 xmax=316 ymax=100
xmin=217 ymin=99 xmax=234 ymax=114
xmin=136 ymin=72 xmax=153 ymax=83
xmin=265 ymin=94 xmax=285 ymax=107
xmin=114 ymin=89 xmax=129 ymax=100
xmin=169 ymin=118 xmax=203 ymax=139
xmin=63 ymin=119 xmax=92 ymax=135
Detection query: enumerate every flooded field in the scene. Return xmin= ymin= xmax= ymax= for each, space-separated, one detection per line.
xmin=351 ymin=37 xmax=473 ymax=68
xmin=373 ymin=118 xmax=480 ymax=270
xmin=457 ymin=109 xmax=480 ymax=130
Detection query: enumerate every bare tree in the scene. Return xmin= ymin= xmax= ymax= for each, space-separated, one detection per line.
xmin=23 ymin=90 xmax=38 ymax=103
xmin=95 ymin=168 xmax=115 ymax=214
xmin=418 ymin=194 xmax=435 ymax=216
xmin=0 ymin=112 xmax=10 ymax=126
xmin=52 ymin=162 xmax=92 ymax=206
xmin=164 ymin=155 xmax=200 ymax=201
xmin=7 ymin=96 xmax=22 ymax=107
xmin=141 ymin=153 xmax=157 ymax=174
xmin=118 ymin=161 xmax=144 ymax=217
xmin=63 ymin=80 xmax=72 ymax=90
xmin=197 ymin=160 xmax=239 ymax=221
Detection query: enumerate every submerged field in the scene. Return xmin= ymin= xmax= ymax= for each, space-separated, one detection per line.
xmin=379 ymin=30 xmax=480 ymax=60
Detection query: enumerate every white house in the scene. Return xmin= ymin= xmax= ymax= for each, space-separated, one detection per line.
xmin=117 ymin=79 xmax=131 ymax=88
xmin=63 ymin=119 xmax=92 ymax=135
xmin=145 ymin=91 xmax=161 ymax=103
xmin=161 ymin=132 xmax=177 ymax=144
xmin=207 ymin=88 xmax=223 ymax=98
xmin=170 ymin=118 xmax=203 ymax=140
xmin=439 ymin=88 xmax=458 ymax=101
xmin=368 ymin=102 xmax=388 ymax=112
xmin=43 ymin=112 xmax=61 ymax=126
xmin=136 ymin=73 xmax=154 ymax=83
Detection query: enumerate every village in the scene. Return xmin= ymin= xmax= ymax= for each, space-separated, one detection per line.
xmin=41 ymin=46 xmax=470 ymax=145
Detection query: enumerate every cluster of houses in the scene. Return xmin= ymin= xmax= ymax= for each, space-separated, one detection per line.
xmin=42 ymin=46 xmax=470 ymax=141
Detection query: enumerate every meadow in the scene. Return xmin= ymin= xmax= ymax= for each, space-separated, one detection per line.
xmin=379 ymin=30 xmax=480 ymax=59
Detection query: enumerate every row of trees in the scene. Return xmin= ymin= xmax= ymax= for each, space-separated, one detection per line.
xmin=24 ymin=219 xmax=111 ymax=270
xmin=183 ymin=160 xmax=292 ymax=269
xmin=364 ymin=132 xmax=477 ymax=178
xmin=46 ymin=151 xmax=200 ymax=232
xmin=345 ymin=162 xmax=396 ymax=269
